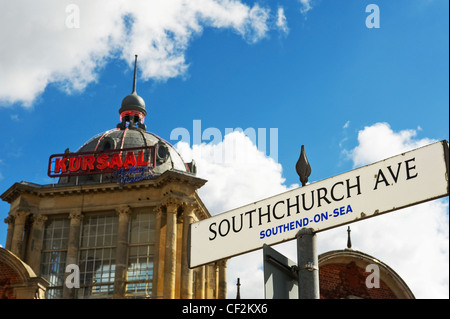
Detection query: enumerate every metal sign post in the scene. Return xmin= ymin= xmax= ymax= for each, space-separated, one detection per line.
xmin=263 ymin=228 xmax=320 ymax=299
xmin=296 ymin=228 xmax=319 ymax=299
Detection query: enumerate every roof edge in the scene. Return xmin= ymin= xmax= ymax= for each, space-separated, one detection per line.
xmin=1 ymin=170 xmax=207 ymax=204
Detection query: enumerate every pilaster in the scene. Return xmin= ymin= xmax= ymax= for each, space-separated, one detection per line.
xmin=4 ymin=215 xmax=14 ymax=251
xmin=180 ymin=203 xmax=195 ymax=299
xmin=10 ymin=211 xmax=31 ymax=259
xmin=163 ymin=201 xmax=179 ymax=299
xmin=63 ymin=210 xmax=84 ymax=299
xmin=27 ymin=214 xmax=48 ymax=275
xmin=114 ymin=206 xmax=132 ymax=298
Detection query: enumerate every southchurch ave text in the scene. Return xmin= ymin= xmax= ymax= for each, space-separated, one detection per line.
xmin=189 ymin=141 xmax=449 ymax=268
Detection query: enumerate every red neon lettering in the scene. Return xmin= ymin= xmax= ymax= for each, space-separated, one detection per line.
xmin=82 ymin=155 xmax=95 ymax=171
xmin=68 ymin=157 xmax=81 ymax=172
xmin=123 ymin=152 xmax=137 ymax=168
xmin=54 ymin=158 xmax=68 ymax=173
xmin=109 ymin=153 xmax=123 ymax=169
xmin=49 ymin=146 xmax=154 ymax=177
xmin=96 ymin=154 xmax=109 ymax=170
xmin=137 ymin=150 xmax=149 ymax=166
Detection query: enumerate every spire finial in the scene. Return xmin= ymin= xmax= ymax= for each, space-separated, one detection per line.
xmin=132 ymin=54 xmax=138 ymax=93
xmin=296 ymin=145 xmax=312 ymax=187
xmin=347 ymin=226 xmax=352 ymax=249
xmin=118 ymin=54 xmax=147 ymax=130
xmin=236 ymin=278 xmax=241 ymax=299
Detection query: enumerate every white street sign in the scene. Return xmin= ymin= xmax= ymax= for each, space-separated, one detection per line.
xmin=189 ymin=140 xmax=449 ymax=268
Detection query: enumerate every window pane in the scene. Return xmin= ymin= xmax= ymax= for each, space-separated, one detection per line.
xmin=127 ymin=211 xmax=155 ymax=296
xmin=41 ymin=251 xmax=67 ymax=286
xmin=41 ymin=216 xmax=70 ymax=299
xmin=81 ymin=214 xmax=118 ymax=248
xmin=129 ymin=211 xmax=155 ymax=244
xmin=79 ymin=214 xmax=118 ymax=298
xmin=126 ymin=248 xmax=153 ymax=296
xmin=43 ymin=217 xmax=70 ymax=250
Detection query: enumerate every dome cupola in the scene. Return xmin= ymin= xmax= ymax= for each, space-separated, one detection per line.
xmin=118 ymin=55 xmax=147 ymax=130
xmin=56 ymin=55 xmax=196 ymax=186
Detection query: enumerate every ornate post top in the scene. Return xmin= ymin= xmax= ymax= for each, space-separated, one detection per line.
xmin=10 ymin=210 xmax=31 ymax=222
xmin=4 ymin=215 xmax=14 ymax=224
xmin=216 ymin=259 xmax=228 ymax=267
xmin=68 ymin=210 xmax=84 ymax=222
xmin=115 ymin=205 xmax=132 ymax=216
xmin=33 ymin=214 xmax=48 ymax=226
xmin=182 ymin=203 xmax=198 ymax=216
xmin=162 ymin=198 xmax=183 ymax=211
xmin=296 ymin=145 xmax=312 ymax=187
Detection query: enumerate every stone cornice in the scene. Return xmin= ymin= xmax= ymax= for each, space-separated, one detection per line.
xmin=1 ymin=170 xmax=207 ymax=204
xmin=193 ymin=192 xmax=211 ymax=220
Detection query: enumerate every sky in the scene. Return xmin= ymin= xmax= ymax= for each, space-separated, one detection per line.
xmin=0 ymin=0 xmax=448 ymax=299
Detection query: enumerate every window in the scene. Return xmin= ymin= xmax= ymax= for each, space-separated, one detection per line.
xmin=126 ymin=211 xmax=155 ymax=297
xmin=78 ymin=214 xmax=118 ymax=298
xmin=41 ymin=217 xmax=70 ymax=299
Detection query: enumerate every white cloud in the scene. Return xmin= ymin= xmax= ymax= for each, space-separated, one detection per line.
xmin=176 ymin=131 xmax=298 ymax=298
xmin=276 ymin=7 xmax=289 ymax=35
xmin=345 ymin=122 xmax=436 ymax=168
xmin=176 ymin=131 xmax=297 ymax=215
xmin=10 ymin=114 xmax=19 ymax=122
xmin=299 ymin=0 xmax=313 ymax=15
xmin=0 ymin=0 xmax=275 ymax=106
xmin=178 ymin=123 xmax=448 ymax=299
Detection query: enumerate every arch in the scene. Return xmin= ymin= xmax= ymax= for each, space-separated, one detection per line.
xmin=0 ymin=247 xmax=49 ymax=299
xmin=319 ymin=249 xmax=415 ymax=299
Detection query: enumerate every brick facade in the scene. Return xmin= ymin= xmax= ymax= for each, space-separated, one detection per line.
xmin=0 ymin=248 xmax=49 ymax=299
xmin=319 ymin=261 xmax=397 ymax=299
xmin=0 ymin=261 xmax=21 ymax=299
xmin=318 ymin=249 xmax=414 ymax=299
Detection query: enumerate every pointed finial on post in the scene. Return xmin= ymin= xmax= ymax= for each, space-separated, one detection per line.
xmin=347 ymin=226 xmax=352 ymax=249
xmin=236 ymin=278 xmax=241 ymax=299
xmin=296 ymin=145 xmax=311 ymax=187
xmin=132 ymin=54 xmax=138 ymax=93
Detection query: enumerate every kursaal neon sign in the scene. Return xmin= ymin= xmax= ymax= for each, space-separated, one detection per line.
xmin=48 ymin=146 xmax=156 ymax=179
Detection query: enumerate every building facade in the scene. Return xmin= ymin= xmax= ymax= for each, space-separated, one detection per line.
xmin=1 ymin=56 xmax=226 ymax=299
xmin=318 ymin=230 xmax=415 ymax=299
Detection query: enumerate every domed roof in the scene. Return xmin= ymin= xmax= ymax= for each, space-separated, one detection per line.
xmin=58 ymin=128 xmax=192 ymax=185
xmin=79 ymin=128 xmax=188 ymax=174
xmin=120 ymin=92 xmax=146 ymax=116
xmin=57 ymin=55 xmax=195 ymax=185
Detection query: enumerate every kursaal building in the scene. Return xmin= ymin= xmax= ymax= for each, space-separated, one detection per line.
xmin=0 ymin=56 xmax=227 ymax=299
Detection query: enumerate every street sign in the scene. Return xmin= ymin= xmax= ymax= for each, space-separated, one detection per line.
xmin=263 ymin=244 xmax=298 ymax=299
xmin=189 ymin=140 xmax=449 ymax=268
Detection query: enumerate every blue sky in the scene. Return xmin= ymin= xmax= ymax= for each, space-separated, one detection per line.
xmin=0 ymin=0 xmax=448 ymax=298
